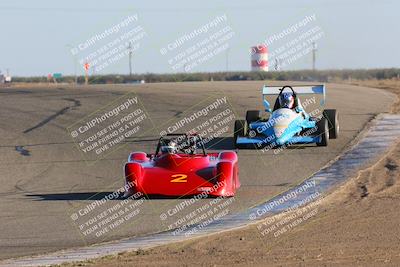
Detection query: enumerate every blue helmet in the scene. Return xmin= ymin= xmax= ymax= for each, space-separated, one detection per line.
xmin=279 ymin=92 xmax=295 ymax=109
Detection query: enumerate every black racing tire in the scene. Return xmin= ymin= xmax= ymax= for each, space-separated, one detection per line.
xmin=246 ymin=110 xmax=260 ymax=124
xmin=316 ymin=117 xmax=329 ymax=147
xmin=233 ymin=120 xmax=247 ymax=149
xmin=323 ymin=109 xmax=339 ymax=139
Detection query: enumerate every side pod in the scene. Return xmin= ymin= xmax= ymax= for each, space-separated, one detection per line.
xmin=128 ymin=152 xmax=148 ymax=162
xmin=218 ymin=151 xmax=238 ymax=162
xmin=216 ymin=161 xmax=234 ymax=196
xmin=123 ymin=162 xmax=144 ymax=197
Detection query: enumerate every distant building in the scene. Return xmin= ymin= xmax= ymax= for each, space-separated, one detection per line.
xmin=251 ymin=45 xmax=269 ymax=71
xmin=0 ymin=70 xmax=12 ymax=83
xmin=5 ymin=75 xmax=12 ymax=83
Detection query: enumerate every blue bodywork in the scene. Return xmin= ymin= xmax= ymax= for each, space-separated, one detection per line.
xmin=236 ymin=85 xmax=325 ymax=148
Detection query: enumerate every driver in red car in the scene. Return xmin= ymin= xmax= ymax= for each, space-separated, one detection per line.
xmin=160 ymin=140 xmax=178 ymax=154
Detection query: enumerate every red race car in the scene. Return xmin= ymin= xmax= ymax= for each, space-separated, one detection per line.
xmin=123 ymin=134 xmax=240 ymax=198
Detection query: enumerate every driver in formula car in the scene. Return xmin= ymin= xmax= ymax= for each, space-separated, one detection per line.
xmin=278 ymin=92 xmax=306 ymax=115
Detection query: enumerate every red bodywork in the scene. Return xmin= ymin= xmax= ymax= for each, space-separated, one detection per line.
xmin=124 ymin=151 xmax=240 ymax=197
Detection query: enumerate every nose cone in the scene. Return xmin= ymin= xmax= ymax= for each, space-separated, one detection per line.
xmin=273 ymin=125 xmax=285 ymax=138
xmin=275 ymin=136 xmax=287 ymax=146
xmin=273 ymin=123 xmax=291 ymax=145
xmin=269 ymin=108 xmax=298 ymax=146
xmin=273 ymin=124 xmax=294 ymax=145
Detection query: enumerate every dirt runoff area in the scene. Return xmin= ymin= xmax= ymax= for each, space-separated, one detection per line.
xmin=344 ymin=79 xmax=400 ymax=113
xmin=63 ymin=80 xmax=400 ymax=267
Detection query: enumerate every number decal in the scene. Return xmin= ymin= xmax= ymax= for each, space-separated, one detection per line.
xmin=170 ymin=174 xmax=188 ymax=183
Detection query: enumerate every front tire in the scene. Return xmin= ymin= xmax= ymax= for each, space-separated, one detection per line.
xmin=246 ymin=110 xmax=260 ymax=124
xmin=316 ymin=117 xmax=329 ymax=147
xmin=323 ymin=109 xmax=339 ymax=139
xmin=233 ymin=120 xmax=247 ymax=149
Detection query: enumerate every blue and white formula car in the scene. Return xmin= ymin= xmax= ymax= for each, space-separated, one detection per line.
xmin=233 ymin=85 xmax=339 ymax=149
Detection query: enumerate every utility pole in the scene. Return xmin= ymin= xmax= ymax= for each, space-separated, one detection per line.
xmin=73 ymin=58 xmax=77 ymax=85
xmin=225 ymin=47 xmax=229 ymax=72
xmin=128 ymin=41 xmax=132 ymax=76
xmin=66 ymin=44 xmax=78 ymax=85
xmin=312 ymin=42 xmax=317 ymax=71
xmin=274 ymin=58 xmax=280 ymax=71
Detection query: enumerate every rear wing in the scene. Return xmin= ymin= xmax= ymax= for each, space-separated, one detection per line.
xmin=262 ymin=84 xmax=325 ymax=111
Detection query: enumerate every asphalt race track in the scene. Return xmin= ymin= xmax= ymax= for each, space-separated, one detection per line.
xmin=0 ymin=81 xmax=393 ymax=260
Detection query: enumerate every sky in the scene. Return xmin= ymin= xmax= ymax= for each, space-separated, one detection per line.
xmin=0 ymin=0 xmax=399 ymax=76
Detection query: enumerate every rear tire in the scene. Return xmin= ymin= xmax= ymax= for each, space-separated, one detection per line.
xmin=246 ymin=110 xmax=260 ymax=124
xmin=323 ymin=109 xmax=339 ymax=139
xmin=233 ymin=120 xmax=247 ymax=149
xmin=316 ymin=117 xmax=329 ymax=147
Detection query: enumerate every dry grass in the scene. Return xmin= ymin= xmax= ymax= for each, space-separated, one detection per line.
xmin=342 ymin=79 xmax=400 ymax=113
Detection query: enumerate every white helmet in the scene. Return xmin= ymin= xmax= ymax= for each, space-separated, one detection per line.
xmin=160 ymin=141 xmax=177 ymax=154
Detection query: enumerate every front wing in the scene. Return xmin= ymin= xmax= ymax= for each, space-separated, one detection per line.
xmin=236 ymin=135 xmax=321 ymax=146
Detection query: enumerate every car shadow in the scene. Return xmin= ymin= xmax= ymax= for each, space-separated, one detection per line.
xmin=26 ymin=192 xmax=119 ymax=201
xmin=141 ymin=194 xmax=221 ymax=199
xmin=26 ymin=192 xmax=221 ymax=201
xmin=204 ymin=137 xmax=235 ymax=150
xmin=236 ymin=142 xmax=317 ymax=150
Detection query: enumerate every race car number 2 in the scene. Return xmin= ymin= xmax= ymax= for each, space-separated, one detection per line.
xmin=170 ymin=174 xmax=188 ymax=183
